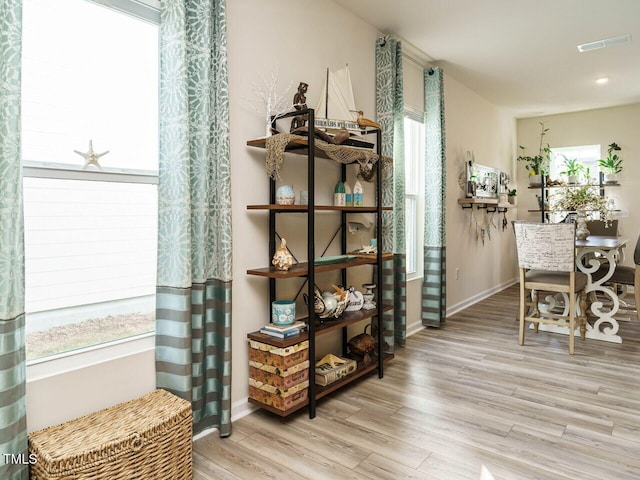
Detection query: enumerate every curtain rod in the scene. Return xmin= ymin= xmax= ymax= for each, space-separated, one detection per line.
xmin=401 ymin=52 xmax=434 ymax=74
xmin=378 ymin=36 xmax=435 ymax=74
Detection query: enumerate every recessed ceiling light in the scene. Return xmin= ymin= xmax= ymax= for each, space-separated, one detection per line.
xmin=596 ymin=77 xmax=609 ymax=85
xmin=577 ymin=34 xmax=631 ymax=52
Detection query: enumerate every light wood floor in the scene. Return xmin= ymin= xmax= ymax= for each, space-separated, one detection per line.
xmin=193 ymin=284 xmax=640 ymax=480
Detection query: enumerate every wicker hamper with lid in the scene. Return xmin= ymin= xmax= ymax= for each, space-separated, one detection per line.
xmin=28 ymin=389 xmax=192 ymax=480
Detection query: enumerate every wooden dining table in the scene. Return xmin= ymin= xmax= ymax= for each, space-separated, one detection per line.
xmin=535 ymin=235 xmax=629 ymax=343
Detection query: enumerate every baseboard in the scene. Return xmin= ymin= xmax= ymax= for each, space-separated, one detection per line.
xmin=192 ymin=398 xmax=258 ymax=441
xmin=446 ymin=278 xmax=517 ymax=317
xmin=232 ymin=396 xmax=258 ymax=422
xmin=406 ymin=320 xmax=424 ymax=337
xmin=406 ymin=277 xmax=518 ymax=338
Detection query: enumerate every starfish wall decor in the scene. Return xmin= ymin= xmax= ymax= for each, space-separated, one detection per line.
xmin=74 ymin=140 xmax=109 ymax=170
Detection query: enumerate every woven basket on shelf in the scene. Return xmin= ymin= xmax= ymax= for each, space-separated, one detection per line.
xmin=28 ymin=389 xmax=192 ymax=480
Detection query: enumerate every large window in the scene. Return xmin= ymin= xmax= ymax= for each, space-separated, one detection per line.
xmin=404 ymin=113 xmax=425 ymax=280
xmin=550 ymin=145 xmax=601 ymax=183
xmin=22 ymin=0 xmax=159 ymax=360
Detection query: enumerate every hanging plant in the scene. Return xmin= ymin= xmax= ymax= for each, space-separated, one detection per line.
xmin=551 ymin=185 xmax=612 ymax=223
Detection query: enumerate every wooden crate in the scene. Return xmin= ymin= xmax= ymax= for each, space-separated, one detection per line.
xmin=248 ymin=339 xmax=309 ymax=369
xmin=249 ymin=360 xmax=309 ymax=390
xmin=28 ymin=389 xmax=192 ymax=480
xmin=248 ymin=383 xmax=309 ymax=412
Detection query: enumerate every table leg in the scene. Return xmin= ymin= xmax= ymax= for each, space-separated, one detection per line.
xmin=578 ymin=247 xmax=622 ymax=343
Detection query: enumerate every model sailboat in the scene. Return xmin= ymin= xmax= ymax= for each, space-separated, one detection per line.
xmin=314 ymin=65 xmax=373 ymax=147
xmin=315 ymin=66 xmax=360 ymax=131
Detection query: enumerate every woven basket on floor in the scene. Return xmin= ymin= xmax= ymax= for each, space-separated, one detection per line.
xmin=28 ymin=389 xmax=192 ymax=480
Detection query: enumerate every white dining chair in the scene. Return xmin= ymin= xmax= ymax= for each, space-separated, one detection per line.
xmin=513 ymin=221 xmax=588 ymax=354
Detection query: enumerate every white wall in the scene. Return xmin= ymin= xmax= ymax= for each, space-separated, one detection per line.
xmin=516 ymin=103 xmax=640 ymax=268
xmin=27 ymin=345 xmax=155 ymax=432
xmin=227 ymin=0 xmax=381 ymax=412
xmin=442 ymin=74 xmax=519 ymax=312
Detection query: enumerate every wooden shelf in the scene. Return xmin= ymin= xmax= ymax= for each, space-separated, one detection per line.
xmin=247 ymin=136 xmax=378 ymax=162
xmin=458 ymin=198 xmax=513 ymax=209
xmin=313 ymin=305 xmax=394 ymax=336
xmin=247 ymin=204 xmax=392 ymax=212
xmin=528 ymin=209 xmax=621 ymax=213
xmin=528 ymin=183 xmax=620 ymax=189
xmin=246 ymin=305 xmax=393 ymax=347
xmin=247 ymin=353 xmax=394 ymax=417
xmin=247 ymin=252 xmax=393 ymax=279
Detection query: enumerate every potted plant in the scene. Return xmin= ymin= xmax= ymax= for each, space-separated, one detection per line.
xmin=508 ymin=188 xmax=517 ymax=205
xmin=551 ymin=185 xmax=612 ymax=240
xmin=598 ymin=142 xmax=623 ymax=184
xmin=517 ymin=122 xmax=551 ymax=186
xmin=559 ymin=155 xmax=584 ymax=185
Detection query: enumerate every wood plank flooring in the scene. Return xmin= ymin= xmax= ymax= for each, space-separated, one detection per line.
xmin=194 ymin=284 xmax=640 ymax=480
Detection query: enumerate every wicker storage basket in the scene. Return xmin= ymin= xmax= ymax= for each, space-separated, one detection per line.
xmin=28 ymin=389 xmax=192 ymax=480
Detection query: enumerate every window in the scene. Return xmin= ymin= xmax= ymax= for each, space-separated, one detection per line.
xmin=550 ymin=145 xmax=601 ymax=183
xmin=404 ymin=112 xmax=425 ymax=280
xmin=22 ymin=0 xmax=159 ymax=361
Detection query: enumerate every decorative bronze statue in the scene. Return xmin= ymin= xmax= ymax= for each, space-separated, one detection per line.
xmin=290 ymin=82 xmax=308 ymax=131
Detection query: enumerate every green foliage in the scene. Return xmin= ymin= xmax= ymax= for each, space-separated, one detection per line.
xmin=551 ymin=185 xmax=612 ymax=222
xmin=508 ymin=189 xmax=517 ymax=196
xmin=517 ymin=122 xmax=551 ymax=175
xmin=559 ymin=155 xmax=584 ymax=178
xmin=598 ymin=142 xmax=623 ymax=174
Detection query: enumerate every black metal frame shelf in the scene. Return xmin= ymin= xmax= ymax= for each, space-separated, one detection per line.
xmin=530 ymin=173 xmax=618 ymax=222
xmin=245 ymin=108 xmax=388 ymax=419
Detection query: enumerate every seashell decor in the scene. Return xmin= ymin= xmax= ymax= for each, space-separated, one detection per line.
xmin=272 ymin=238 xmax=294 ymax=271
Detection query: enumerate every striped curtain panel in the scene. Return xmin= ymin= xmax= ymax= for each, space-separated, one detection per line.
xmin=375 ymin=36 xmax=406 ymax=349
xmin=422 ymin=67 xmax=447 ymax=327
xmin=0 ymin=1 xmax=28 ymax=478
xmin=156 ymin=0 xmax=233 ymax=437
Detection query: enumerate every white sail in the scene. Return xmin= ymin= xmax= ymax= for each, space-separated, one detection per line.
xmin=315 ymin=66 xmax=358 ymax=123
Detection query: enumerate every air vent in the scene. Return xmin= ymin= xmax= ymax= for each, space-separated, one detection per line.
xmin=577 ymin=34 xmax=631 ymax=52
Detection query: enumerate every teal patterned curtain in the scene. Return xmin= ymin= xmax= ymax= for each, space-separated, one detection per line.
xmin=422 ymin=67 xmax=446 ymax=327
xmin=0 ymin=1 xmax=28 ymax=478
xmin=375 ymin=36 xmax=406 ymax=349
xmin=156 ymin=0 xmax=232 ymax=437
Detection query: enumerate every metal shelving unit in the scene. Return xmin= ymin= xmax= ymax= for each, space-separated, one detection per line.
xmin=245 ymin=108 xmax=390 ymax=418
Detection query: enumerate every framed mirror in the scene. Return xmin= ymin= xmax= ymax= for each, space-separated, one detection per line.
xmin=472 ymin=164 xmax=501 ymax=198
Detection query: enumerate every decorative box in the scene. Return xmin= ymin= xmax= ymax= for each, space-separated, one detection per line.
xmin=249 ymin=360 xmax=309 ymax=390
xmin=248 ymin=339 xmax=309 ymax=370
xmin=28 ymin=389 xmax=192 ymax=480
xmin=315 ymin=357 xmax=357 ymax=386
xmin=248 ymin=380 xmax=309 ymax=412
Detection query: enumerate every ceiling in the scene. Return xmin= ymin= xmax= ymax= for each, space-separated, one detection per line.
xmin=332 ymin=0 xmax=640 ymax=118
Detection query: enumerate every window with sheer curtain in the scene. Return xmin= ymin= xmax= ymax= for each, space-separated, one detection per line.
xmin=21 ymin=0 xmax=159 ymax=360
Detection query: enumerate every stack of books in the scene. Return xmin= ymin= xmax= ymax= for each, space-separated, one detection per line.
xmin=260 ymin=321 xmax=308 ymax=339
